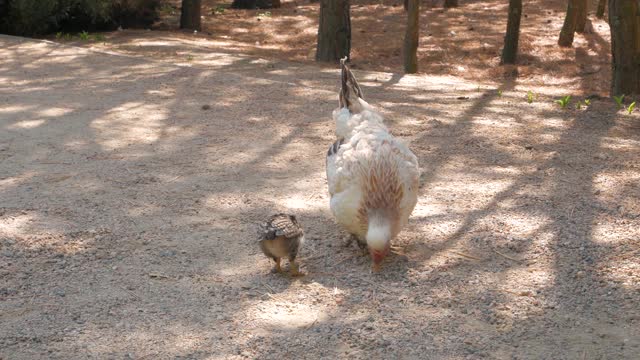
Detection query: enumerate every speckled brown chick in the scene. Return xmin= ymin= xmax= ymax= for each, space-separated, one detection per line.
xmin=258 ymin=213 xmax=305 ymax=276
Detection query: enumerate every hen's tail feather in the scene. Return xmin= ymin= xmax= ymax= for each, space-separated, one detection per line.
xmin=339 ymin=57 xmax=364 ymax=111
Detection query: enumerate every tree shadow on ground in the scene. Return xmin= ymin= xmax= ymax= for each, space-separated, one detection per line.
xmin=1 ymin=35 xmax=638 ymax=359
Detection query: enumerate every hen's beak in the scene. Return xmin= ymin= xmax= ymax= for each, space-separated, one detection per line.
xmin=372 ymin=263 xmax=382 ymax=272
xmin=370 ymin=247 xmax=389 ymax=272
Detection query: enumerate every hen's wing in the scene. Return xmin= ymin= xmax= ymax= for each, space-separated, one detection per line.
xmin=325 ymin=135 xmax=368 ymax=237
xmin=326 ymin=130 xmax=420 ymax=237
xmin=326 ymin=138 xmax=345 ymax=196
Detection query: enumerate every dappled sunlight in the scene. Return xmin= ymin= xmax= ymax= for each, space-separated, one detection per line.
xmin=0 ymin=104 xmax=35 ymax=114
xmin=596 ymin=258 xmax=640 ymax=290
xmin=92 ymin=103 xmax=169 ymax=149
xmin=2 ymin=17 xmax=639 ymax=357
xmin=591 ymin=224 xmax=635 ymax=245
xmin=7 ymin=119 xmax=47 ymax=129
xmin=0 ymin=171 xmax=38 ymax=191
xmin=37 ymin=107 xmax=74 ymax=117
xmin=0 ymin=210 xmax=101 ymax=255
xmin=253 ymin=300 xmax=328 ymax=329
xmin=0 ymin=211 xmax=36 ymax=238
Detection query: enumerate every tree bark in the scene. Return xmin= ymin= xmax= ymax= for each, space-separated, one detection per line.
xmin=444 ymin=0 xmax=458 ymax=8
xmin=501 ymin=0 xmax=522 ymax=64
xmin=180 ymin=0 xmax=201 ymax=31
xmin=575 ymin=0 xmax=588 ymax=33
xmin=316 ymin=0 xmax=351 ymax=62
xmin=558 ymin=0 xmax=579 ymax=47
xmin=596 ymin=0 xmax=606 ymax=19
xmin=609 ymin=0 xmax=640 ymax=96
xmin=403 ymin=0 xmax=419 ymax=73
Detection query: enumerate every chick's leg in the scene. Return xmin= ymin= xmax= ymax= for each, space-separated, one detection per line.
xmin=272 ymin=258 xmax=282 ymax=273
xmin=289 ymin=257 xmax=303 ymax=277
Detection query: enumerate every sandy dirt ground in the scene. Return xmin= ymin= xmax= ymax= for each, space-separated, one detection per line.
xmin=1 ymin=13 xmax=640 ymax=359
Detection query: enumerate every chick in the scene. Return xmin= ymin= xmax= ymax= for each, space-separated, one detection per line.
xmin=258 ymin=213 xmax=305 ymax=276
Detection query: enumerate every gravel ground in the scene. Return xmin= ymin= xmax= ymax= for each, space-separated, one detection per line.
xmin=1 ymin=34 xmax=639 ymax=359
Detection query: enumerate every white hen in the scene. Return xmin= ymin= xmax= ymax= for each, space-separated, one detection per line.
xmin=326 ymin=60 xmax=420 ymax=271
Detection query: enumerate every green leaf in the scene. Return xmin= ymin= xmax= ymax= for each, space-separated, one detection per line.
xmin=627 ymin=101 xmax=636 ymax=114
xmin=613 ymin=94 xmax=625 ymax=108
xmin=555 ymin=95 xmax=571 ymax=109
xmin=526 ymin=91 xmax=535 ymax=104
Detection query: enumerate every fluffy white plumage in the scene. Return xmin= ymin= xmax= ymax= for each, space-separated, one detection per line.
xmin=326 ymin=60 xmax=420 ymax=270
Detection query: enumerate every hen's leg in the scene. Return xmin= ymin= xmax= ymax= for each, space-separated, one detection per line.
xmin=344 ymin=233 xmax=360 ymax=247
xmin=356 ymin=238 xmax=368 ymax=256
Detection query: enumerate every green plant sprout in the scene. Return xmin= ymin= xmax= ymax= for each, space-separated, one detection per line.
xmin=627 ymin=101 xmax=636 ymax=114
xmin=497 ymin=90 xmax=503 ymax=97
xmin=526 ymin=91 xmax=535 ymax=104
xmin=257 ymin=11 xmax=271 ymax=18
xmin=213 ymin=6 xmax=225 ymax=14
xmin=555 ymin=95 xmax=571 ymax=109
xmin=93 ymin=33 xmax=105 ymax=41
xmin=55 ymin=32 xmax=63 ymax=39
xmin=583 ymin=99 xmax=591 ymax=106
xmin=575 ymin=102 xmax=582 ymax=110
xmin=79 ymin=31 xmax=90 ymax=40
xmin=613 ymin=94 xmax=625 ymax=109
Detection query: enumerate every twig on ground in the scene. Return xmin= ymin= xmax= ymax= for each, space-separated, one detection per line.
xmin=331 ymin=255 xmax=358 ymax=268
xmin=451 ymin=251 xmax=483 ymax=261
xmin=491 ymin=288 xmax=533 ymax=297
xmin=261 ymin=292 xmax=280 ymax=301
xmin=167 ymin=175 xmax=182 ymax=182
xmin=148 ymin=272 xmax=172 ymax=280
xmin=607 ymin=248 xmax=640 ymax=261
xmin=119 ymin=285 xmax=142 ymax=301
xmin=301 ymin=254 xmax=326 ymax=263
xmin=304 ymin=317 xmax=318 ymax=330
xmin=493 ymin=249 xmax=522 ymax=262
xmin=356 ymin=275 xmax=391 ymax=293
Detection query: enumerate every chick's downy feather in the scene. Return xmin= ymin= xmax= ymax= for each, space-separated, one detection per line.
xmin=258 ymin=213 xmax=304 ymax=260
xmin=326 ymin=60 xmax=420 ymax=268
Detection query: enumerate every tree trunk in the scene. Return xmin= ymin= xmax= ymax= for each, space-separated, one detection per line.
xmin=558 ymin=0 xmax=579 ymax=47
xmin=316 ymin=0 xmax=351 ymax=62
xmin=404 ymin=0 xmax=408 ymax=12
xmin=403 ymin=0 xmax=419 ymax=73
xmin=444 ymin=0 xmax=458 ymax=8
xmin=596 ymin=0 xmax=606 ymax=19
xmin=609 ymin=0 xmax=640 ymax=96
xmin=501 ymin=0 xmax=522 ymax=64
xmin=180 ymin=0 xmax=201 ymax=31
xmin=575 ymin=0 xmax=588 ymax=33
